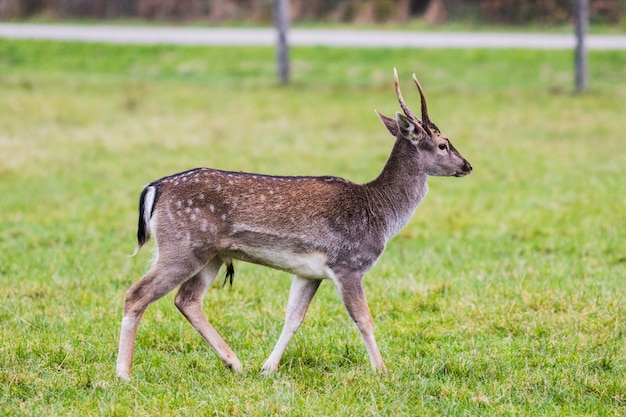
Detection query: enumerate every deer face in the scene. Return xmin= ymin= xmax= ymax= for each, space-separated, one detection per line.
xmin=376 ymin=69 xmax=472 ymax=178
xmin=396 ymin=113 xmax=472 ymax=177
xmin=418 ymin=132 xmax=472 ymax=177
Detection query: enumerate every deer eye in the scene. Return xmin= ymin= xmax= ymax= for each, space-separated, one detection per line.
xmin=438 ymin=143 xmax=448 ymax=151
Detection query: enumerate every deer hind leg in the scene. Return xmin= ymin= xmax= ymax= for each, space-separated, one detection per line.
xmin=335 ymin=275 xmax=387 ymax=373
xmin=261 ymin=276 xmax=321 ymax=375
xmin=174 ymin=257 xmax=243 ymax=373
xmin=116 ymin=255 xmax=203 ymax=380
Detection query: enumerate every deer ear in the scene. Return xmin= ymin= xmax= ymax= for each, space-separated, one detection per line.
xmin=396 ymin=112 xmax=428 ymax=142
xmin=375 ymin=110 xmax=399 ymax=137
xmin=397 ymin=112 xmax=416 ymax=139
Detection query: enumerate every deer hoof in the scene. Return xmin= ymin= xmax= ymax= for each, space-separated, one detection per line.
xmin=226 ymin=360 xmax=244 ymax=373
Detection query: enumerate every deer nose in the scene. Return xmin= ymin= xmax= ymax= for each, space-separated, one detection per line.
xmin=463 ymin=160 xmax=473 ymax=173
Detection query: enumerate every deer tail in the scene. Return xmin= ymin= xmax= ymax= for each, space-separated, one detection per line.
xmin=131 ymin=185 xmax=158 ymax=257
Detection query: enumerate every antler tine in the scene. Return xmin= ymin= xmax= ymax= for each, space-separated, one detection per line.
xmin=412 ymin=73 xmax=430 ymax=124
xmin=393 ymin=68 xmax=420 ymax=123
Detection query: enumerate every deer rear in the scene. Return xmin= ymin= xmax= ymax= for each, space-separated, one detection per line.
xmin=116 ymin=69 xmax=472 ymax=379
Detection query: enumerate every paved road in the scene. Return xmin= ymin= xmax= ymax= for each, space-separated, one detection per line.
xmin=1 ymin=23 xmax=626 ymax=49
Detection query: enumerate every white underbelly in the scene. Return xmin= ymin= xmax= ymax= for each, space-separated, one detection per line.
xmin=224 ymin=246 xmax=333 ymax=279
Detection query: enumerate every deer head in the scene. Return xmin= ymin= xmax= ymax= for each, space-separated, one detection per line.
xmin=376 ymin=69 xmax=472 ymax=177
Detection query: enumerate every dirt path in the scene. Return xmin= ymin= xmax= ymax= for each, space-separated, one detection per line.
xmin=1 ymin=23 xmax=625 ymax=49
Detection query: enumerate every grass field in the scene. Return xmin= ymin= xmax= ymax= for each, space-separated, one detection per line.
xmin=0 ymin=39 xmax=625 ymax=416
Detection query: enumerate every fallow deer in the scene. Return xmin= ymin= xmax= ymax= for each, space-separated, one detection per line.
xmin=116 ymin=69 xmax=472 ymax=379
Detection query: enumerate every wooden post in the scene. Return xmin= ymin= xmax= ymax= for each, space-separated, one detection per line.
xmin=574 ymin=0 xmax=589 ymax=93
xmin=275 ymin=0 xmax=290 ymax=85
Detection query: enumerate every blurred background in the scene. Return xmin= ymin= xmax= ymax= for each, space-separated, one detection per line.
xmin=1 ymin=0 xmax=625 ymax=26
xmin=1 ymin=1 xmax=625 ymax=415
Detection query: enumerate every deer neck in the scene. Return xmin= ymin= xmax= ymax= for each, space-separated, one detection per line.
xmin=365 ymin=137 xmax=429 ymax=239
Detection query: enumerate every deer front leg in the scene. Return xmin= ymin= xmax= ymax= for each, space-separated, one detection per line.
xmin=261 ymin=276 xmax=321 ymax=375
xmin=335 ymin=274 xmax=387 ymax=373
xmin=174 ymin=258 xmax=243 ymax=373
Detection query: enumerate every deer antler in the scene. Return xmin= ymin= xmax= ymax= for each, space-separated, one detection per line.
xmin=412 ymin=74 xmax=430 ymax=125
xmin=393 ymin=68 xmax=420 ymax=123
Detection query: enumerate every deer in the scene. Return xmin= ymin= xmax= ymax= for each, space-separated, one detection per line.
xmin=116 ymin=69 xmax=472 ymax=380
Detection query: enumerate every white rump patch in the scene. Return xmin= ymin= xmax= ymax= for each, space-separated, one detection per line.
xmin=143 ymin=186 xmax=157 ymax=222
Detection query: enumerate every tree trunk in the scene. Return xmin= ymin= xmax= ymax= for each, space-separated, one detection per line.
xmin=574 ymin=0 xmax=588 ymax=93
xmin=424 ymin=0 xmax=447 ymax=25
xmin=209 ymin=0 xmax=238 ymax=22
xmin=395 ymin=0 xmax=411 ymax=22
xmin=275 ymin=0 xmax=290 ymax=85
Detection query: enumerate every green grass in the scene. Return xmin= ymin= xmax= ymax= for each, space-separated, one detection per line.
xmin=1 ymin=39 xmax=625 ymax=416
